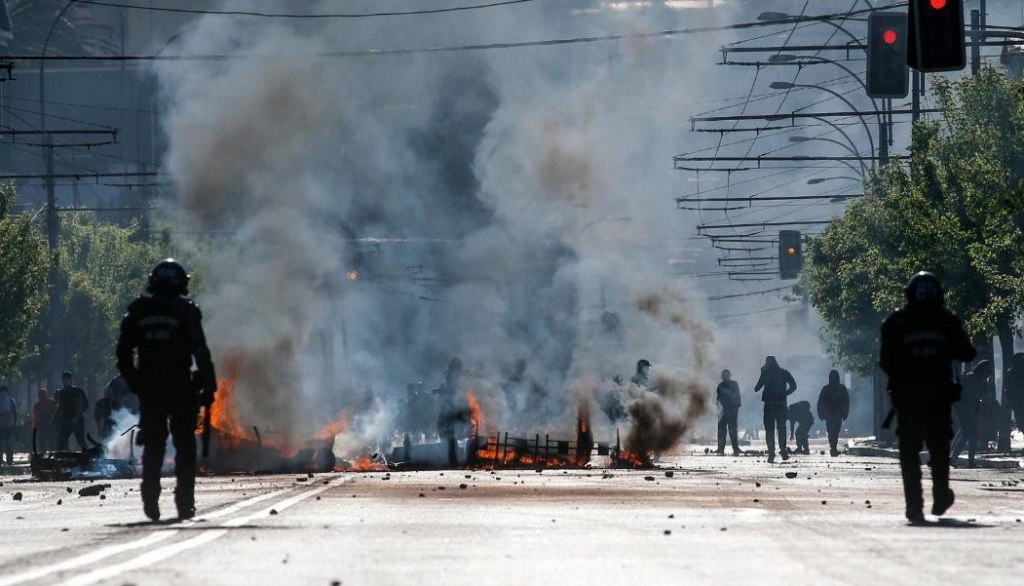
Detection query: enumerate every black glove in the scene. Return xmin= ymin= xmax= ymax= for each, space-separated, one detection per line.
xmin=123 ymin=371 xmax=140 ymax=395
xmin=199 ymin=390 xmax=215 ymax=408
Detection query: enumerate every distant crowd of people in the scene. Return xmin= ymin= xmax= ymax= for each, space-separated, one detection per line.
xmin=0 ymin=371 xmax=137 ymax=466
xmin=713 ymin=360 xmax=850 ymax=461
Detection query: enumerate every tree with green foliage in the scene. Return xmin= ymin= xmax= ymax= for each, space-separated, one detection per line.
xmin=0 ymin=185 xmax=47 ymax=377
xmin=16 ymin=209 xmax=171 ymax=390
xmin=806 ymin=67 xmax=1024 ymax=375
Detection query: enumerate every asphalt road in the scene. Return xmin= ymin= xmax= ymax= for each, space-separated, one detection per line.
xmin=2 ymin=441 xmax=1023 ymax=586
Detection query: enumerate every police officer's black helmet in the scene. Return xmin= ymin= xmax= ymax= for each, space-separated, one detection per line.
xmin=147 ymin=258 xmax=190 ymax=295
xmin=905 ymin=271 xmax=943 ymax=306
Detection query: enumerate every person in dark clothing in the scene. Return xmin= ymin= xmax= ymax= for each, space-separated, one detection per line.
xmin=951 ymin=359 xmax=991 ymax=468
xmin=880 ymin=271 xmax=976 ymax=524
xmin=817 ymin=370 xmax=851 ymax=457
xmin=32 ymin=388 xmax=57 ymax=453
xmin=631 ymin=359 xmax=651 ymax=388
xmin=788 ymin=401 xmax=814 ymax=455
xmin=1004 ymin=353 xmax=1024 ymax=444
xmin=0 ymin=386 xmax=18 ymax=465
xmin=716 ymin=369 xmax=742 ymax=455
xmin=116 ymin=259 xmax=217 ymax=522
xmin=754 ymin=355 xmax=797 ymax=463
xmin=104 ymin=373 xmax=139 ymax=415
xmin=54 ymin=372 xmax=89 ymax=451
xmin=94 ymin=387 xmax=115 ymax=440
xmin=434 ymin=357 xmax=468 ymax=467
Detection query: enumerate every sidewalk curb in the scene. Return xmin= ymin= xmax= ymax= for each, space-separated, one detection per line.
xmin=847 ymin=445 xmax=1024 ymax=470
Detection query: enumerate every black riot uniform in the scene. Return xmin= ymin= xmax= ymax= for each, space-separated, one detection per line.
xmin=880 ymin=272 xmax=975 ymax=524
xmin=116 ymin=259 xmax=216 ymax=522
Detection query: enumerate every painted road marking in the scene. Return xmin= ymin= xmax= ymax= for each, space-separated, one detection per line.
xmin=192 ymin=487 xmax=291 ymax=522
xmin=53 ymin=477 xmax=343 ymax=586
xmin=0 ymin=531 xmax=178 ymax=586
xmin=0 ymin=485 xmax=294 ymax=586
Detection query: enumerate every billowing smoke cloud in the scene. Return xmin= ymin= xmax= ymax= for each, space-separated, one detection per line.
xmin=154 ymin=0 xmax=726 ymax=458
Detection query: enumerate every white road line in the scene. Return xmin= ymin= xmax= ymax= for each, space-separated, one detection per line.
xmin=0 ymin=531 xmax=178 ymax=586
xmin=0 ymin=504 xmax=42 ymax=514
xmin=56 ymin=530 xmax=228 ymax=586
xmin=222 ymin=480 xmax=338 ymax=527
xmin=53 ymin=477 xmax=343 ymax=586
xmin=192 ymin=487 xmax=292 ymax=522
xmin=0 ymin=486 xmax=295 ymax=586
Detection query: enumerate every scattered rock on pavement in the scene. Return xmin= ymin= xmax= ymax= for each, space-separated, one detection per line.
xmin=78 ymin=484 xmax=110 ymax=497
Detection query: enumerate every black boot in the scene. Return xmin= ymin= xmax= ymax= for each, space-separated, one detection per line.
xmin=141 ymin=480 xmax=161 ymax=522
xmin=932 ymin=488 xmax=955 ymax=516
xmin=906 ymin=509 xmax=926 ymax=525
xmin=175 ymin=484 xmax=196 ymax=520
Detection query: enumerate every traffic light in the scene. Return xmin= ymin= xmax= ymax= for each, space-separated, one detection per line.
xmin=908 ymin=0 xmax=966 ymax=72
xmin=778 ymin=230 xmax=803 ymax=280
xmin=867 ymin=12 xmax=909 ymax=98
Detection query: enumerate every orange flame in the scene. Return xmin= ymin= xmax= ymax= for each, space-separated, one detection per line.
xmin=198 ymin=356 xmax=351 ymax=457
xmin=467 ymin=391 xmax=483 ymax=436
xmin=348 ymin=457 xmax=387 ymax=472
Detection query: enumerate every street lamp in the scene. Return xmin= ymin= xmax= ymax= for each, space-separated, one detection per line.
xmin=788 ymin=135 xmax=867 ymax=176
xmin=770 ymin=80 xmax=876 ymax=166
xmin=808 ymin=176 xmax=861 ymax=185
xmin=769 ymin=55 xmax=888 ymax=164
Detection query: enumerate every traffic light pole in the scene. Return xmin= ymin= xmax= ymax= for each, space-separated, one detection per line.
xmin=971 ymin=10 xmax=981 ymax=74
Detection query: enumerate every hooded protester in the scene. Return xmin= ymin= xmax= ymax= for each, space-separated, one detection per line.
xmin=817 ymin=370 xmax=851 ymax=457
xmin=880 ymin=272 xmax=976 ymax=524
xmin=715 ymin=369 xmax=742 ymax=455
xmin=754 ymin=356 xmax=797 ymax=463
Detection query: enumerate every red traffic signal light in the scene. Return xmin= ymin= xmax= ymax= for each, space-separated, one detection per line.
xmin=867 ymin=13 xmax=909 ymax=98
xmin=908 ymin=0 xmax=965 ymax=72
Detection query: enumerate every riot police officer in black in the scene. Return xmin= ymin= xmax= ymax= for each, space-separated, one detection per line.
xmin=880 ymin=272 xmax=975 ymax=524
xmin=116 ymin=259 xmax=217 ymax=521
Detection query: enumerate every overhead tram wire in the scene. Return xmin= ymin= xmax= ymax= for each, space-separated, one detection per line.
xmin=0 ymin=3 xmax=911 ymax=62
xmin=690 ymin=0 xmax=809 ymax=288
xmin=697 ymin=1 xmax=866 ymax=279
xmin=62 ymin=0 xmax=565 ymax=19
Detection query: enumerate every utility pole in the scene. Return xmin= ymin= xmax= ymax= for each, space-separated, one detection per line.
xmin=971 ymin=10 xmax=981 ymax=74
xmin=912 ymin=71 xmax=921 ymax=122
xmin=44 ymin=134 xmax=61 ymax=385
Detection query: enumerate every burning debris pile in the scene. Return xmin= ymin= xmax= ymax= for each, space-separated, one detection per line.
xmin=30 ymin=429 xmax=136 ymax=481
xmin=199 ymin=373 xmax=341 ymax=474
